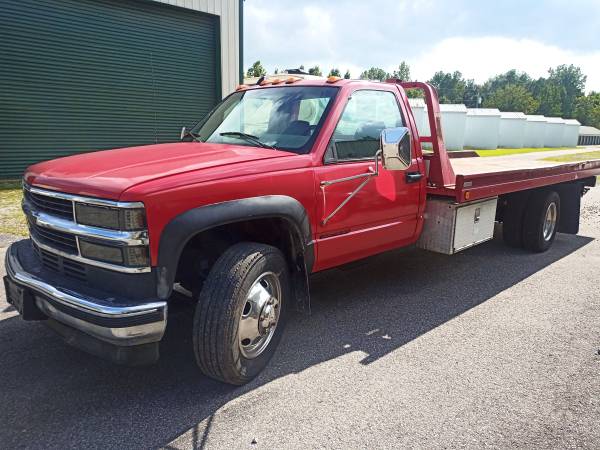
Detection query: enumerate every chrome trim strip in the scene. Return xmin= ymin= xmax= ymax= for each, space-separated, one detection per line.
xmin=29 ymin=210 xmax=149 ymax=246
xmin=31 ymin=234 xmax=152 ymax=274
xmin=6 ymin=244 xmax=165 ymax=317
xmin=25 ymin=184 xmax=144 ymax=209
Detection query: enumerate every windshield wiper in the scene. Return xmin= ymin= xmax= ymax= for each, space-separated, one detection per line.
xmin=219 ymin=132 xmax=275 ymax=149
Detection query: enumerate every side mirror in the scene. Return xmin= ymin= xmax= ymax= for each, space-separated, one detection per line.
xmin=180 ymin=126 xmax=187 ymax=140
xmin=380 ymin=127 xmax=412 ymax=170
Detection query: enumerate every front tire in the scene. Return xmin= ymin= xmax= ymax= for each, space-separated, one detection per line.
xmin=522 ymin=190 xmax=560 ymax=252
xmin=193 ymin=242 xmax=289 ymax=385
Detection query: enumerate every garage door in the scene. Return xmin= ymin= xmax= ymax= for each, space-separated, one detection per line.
xmin=0 ymin=0 xmax=219 ymax=178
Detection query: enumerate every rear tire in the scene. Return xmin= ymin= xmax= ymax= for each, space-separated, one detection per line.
xmin=522 ymin=190 xmax=560 ymax=252
xmin=193 ymin=242 xmax=289 ymax=385
xmin=501 ymin=192 xmax=529 ymax=248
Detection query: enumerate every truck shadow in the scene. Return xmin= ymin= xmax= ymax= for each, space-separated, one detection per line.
xmin=0 ymin=232 xmax=593 ymax=449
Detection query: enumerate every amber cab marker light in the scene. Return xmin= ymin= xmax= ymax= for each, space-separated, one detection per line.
xmin=327 ymin=76 xmax=341 ymax=83
xmin=271 ymin=78 xmax=283 ymax=85
xmin=285 ymin=77 xmax=300 ymax=84
xmin=235 ymin=84 xmax=248 ymax=91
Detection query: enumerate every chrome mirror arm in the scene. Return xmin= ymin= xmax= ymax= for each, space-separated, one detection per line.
xmin=320 ymin=150 xmax=382 ymax=225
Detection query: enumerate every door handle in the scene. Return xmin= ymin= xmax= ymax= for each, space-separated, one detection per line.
xmin=405 ymin=172 xmax=423 ymax=183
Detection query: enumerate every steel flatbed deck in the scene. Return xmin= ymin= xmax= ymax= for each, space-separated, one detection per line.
xmin=429 ymin=154 xmax=600 ymax=203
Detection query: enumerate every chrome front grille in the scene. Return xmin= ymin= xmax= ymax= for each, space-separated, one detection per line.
xmin=22 ymin=184 xmax=150 ymax=274
xmin=28 ymin=217 xmax=78 ymax=254
xmin=24 ymin=189 xmax=74 ymax=220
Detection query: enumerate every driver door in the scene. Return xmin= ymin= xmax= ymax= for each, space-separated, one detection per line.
xmin=313 ymin=88 xmax=422 ymax=271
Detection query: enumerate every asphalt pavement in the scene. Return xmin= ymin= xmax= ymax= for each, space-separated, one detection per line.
xmin=1 ymin=189 xmax=599 ymax=449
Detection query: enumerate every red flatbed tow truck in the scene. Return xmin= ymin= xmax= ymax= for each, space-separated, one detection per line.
xmin=4 ymin=77 xmax=599 ymax=384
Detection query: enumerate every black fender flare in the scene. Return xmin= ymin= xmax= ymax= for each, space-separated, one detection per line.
xmin=155 ymin=195 xmax=313 ymax=310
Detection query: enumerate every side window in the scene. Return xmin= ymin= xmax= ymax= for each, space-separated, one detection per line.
xmin=326 ymin=90 xmax=404 ymax=162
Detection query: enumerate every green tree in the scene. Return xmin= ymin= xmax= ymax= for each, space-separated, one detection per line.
xmin=463 ymin=79 xmax=481 ymax=108
xmin=548 ymin=64 xmax=587 ymax=118
xmin=481 ymin=69 xmax=533 ymax=99
xmin=574 ymin=92 xmax=600 ymax=128
xmin=359 ymin=67 xmax=390 ymax=81
xmin=246 ymin=60 xmax=267 ymax=78
xmin=428 ymin=71 xmax=466 ymax=103
xmin=274 ymin=68 xmax=279 ymax=74
xmin=483 ymin=85 xmax=539 ymax=113
xmin=328 ymin=68 xmax=341 ymax=77
xmin=308 ymin=65 xmax=323 ymax=76
xmin=344 ymin=69 xmax=351 ymax=79
xmin=391 ymin=61 xmax=411 ymax=81
xmin=531 ymin=78 xmax=563 ymax=116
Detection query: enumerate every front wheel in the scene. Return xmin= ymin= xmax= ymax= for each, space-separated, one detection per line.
xmin=193 ymin=242 xmax=289 ymax=385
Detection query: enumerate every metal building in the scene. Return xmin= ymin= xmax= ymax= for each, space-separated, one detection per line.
xmin=524 ymin=115 xmax=547 ymax=148
xmin=499 ymin=112 xmax=527 ymax=148
xmin=578 ymin=126 xmax=600 ymax=145
xmin=544 ymin=117 xmax=567 ymax=148
xmin=562 ymin=119 xmax=581 ymax=147
xmin=0 ymin=0 xmax=243 ymax=178
xmin=439 ymin=104 xmax=467 ymax=151
xmin=464 ymin=108 xmax=501 ymax=150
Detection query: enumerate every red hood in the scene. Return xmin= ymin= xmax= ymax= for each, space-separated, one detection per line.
xmin=25 ymin=142 xmax=294 ymax=199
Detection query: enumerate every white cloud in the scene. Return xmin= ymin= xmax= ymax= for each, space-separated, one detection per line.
xmin=409 ymin=37 xmax=600 ymax=92
xmin=244 ymin=1 xmax=600 ymax=92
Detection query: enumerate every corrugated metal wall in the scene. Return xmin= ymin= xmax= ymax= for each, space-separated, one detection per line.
xmin=0 ymin=0 xmax=222 ymax=178
xmin=152 ymin=0 xmax=241 ymax=97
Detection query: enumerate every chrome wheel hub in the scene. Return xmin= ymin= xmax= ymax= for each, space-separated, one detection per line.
xmin=238 ymin=272 xmax=281 ymax=359
xmin=543 ymin=202 xmax=557 ymax=241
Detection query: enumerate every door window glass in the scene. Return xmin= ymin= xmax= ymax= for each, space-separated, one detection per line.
xmin=326 ymin=90 xmax=404 ymax=162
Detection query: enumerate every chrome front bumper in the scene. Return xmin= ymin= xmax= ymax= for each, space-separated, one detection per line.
xmin=5 ymin=241 xmax=167 ymax=347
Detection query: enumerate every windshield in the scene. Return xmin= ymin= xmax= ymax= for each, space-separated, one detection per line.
xmin=190 ymin=86 xmax=338 ymax=154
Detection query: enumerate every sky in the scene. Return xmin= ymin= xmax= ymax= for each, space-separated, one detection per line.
xmin=243 ymin=0 xmax=600 ymax=92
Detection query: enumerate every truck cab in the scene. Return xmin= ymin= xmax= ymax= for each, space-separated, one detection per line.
xmin=4 ymin=78 xmax=599 ymax=385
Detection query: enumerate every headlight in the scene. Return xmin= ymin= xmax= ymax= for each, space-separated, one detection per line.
xmin=79 ymin=240 xmax=150 ymax=267
xmin=75 ymin=204 xmax=146 ymax=230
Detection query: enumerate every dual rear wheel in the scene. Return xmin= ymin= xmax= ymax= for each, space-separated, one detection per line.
xmin=503 ymin=190 xmax=560 ymax=252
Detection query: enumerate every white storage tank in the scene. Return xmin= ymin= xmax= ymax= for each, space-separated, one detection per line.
xmin=562 ymin=119 xmax=581 ymax=148
xmin=408 ymin=98 xmax=430 ymax=137
xmin=524 ymin=115 xmax=547 ymax=148
xmin=499 ymin=112 xmax=527 ymax=148
xmin=464 ymin=108 xmax=501 ymax=149
xmin=439 ymin=104 xmax=467 ymax=150
xmin=544 ymin=117 xmax=567 ymax=147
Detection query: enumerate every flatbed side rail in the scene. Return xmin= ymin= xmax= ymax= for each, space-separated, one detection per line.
xmin=386 ymin=79 xmax=456 ymax=188
xmin=443 ymin=160 xmax=600 ymax=203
